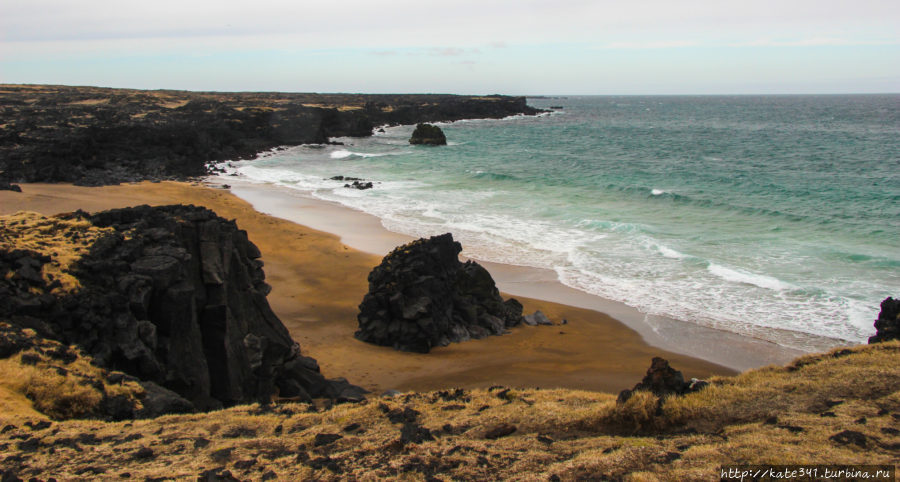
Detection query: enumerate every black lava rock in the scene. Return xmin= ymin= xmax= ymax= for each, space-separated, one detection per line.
xmin=869 ymin=296 xmax=900 ymax=343
xmin=408 ymin=123 xmax=447 ymax=145
xmin=0 ymin=86 xmax=542 ymax=185
xmin=0 ymin=181 xmax=21 ymax=192
xmin=355 ymin=233 xmax=524 ymax=353
xmin=617 ymin=357 xmax=708 ymax=404
xmin=0 ymin=205 xmax=366 ymax=415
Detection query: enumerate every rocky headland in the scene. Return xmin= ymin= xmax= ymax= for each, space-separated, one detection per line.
xmin=0 ymin=205 xmax=365 ymax=418
xmin=0 ymin=85 xmax=542 ymax=186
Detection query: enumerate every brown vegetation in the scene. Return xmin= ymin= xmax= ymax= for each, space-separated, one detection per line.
xmin=1 ymin=341 xmax=897 ymax=480
xmin=0 ymin=211 xmax=115 ymax=293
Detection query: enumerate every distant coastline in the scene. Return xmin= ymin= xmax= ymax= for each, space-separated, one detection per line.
xmin=0 ymin=84 xmax=543 ymax=186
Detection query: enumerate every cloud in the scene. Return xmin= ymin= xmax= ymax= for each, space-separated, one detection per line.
xmin=7 ymin=0 xmax=895 ymax=50
xmin=730 ymin=37 xmax=900 ymax=47
xmin=426 ymin=48 xmax=481 ymax=57
xmin=600 ymin=41 xmax=700 ymax=50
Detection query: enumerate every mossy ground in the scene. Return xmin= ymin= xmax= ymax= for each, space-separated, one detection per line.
xmin=1 ymin=342 xmax=897 ymax=480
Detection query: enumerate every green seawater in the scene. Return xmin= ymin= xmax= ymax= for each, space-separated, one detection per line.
xmin=229 ymin=95 xmax=900 ymax=347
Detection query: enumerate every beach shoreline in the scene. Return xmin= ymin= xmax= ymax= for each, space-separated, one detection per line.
xmin=1 ymin=181 xmax=813 ymax=395
xmin=221 ymin=177 xmax=840 ymax=371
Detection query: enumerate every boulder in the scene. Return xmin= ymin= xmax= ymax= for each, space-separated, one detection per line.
xmin=617 ymin=357 xmax=707 ymax=404
xmin=523 ymin=311 xmax=553 ymax=326
xmin=408 ymin=123 xmax=447 ymax=145
xmin=134 ymin=381 xmax=195 ymax=418
xmin=355 ymin=233 xmax=523 ymax=352
xmin=868 ymin=297 xmax=900 ymax=343
xmin=0 ymin=181 xmax=21 ymax=192
xmin=345 ymin=181 xmax=373 ymax=190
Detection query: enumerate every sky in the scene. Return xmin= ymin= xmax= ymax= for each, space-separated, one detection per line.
xmin=1 ymin=0 xmax=899 ymax=95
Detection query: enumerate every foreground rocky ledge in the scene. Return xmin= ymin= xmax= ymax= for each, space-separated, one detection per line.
xmin=0 ymin=341 xmax=896 ymax=480
xmin=0 ymin=85 xmax=543 ymax=185
xmin=0 ymin=205 xmax=364 ymax=416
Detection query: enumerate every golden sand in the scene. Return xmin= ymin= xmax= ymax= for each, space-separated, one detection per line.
xmin=0 ymin=182 xmax=734 ymax=393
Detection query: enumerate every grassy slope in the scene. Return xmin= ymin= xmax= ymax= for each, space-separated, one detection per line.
xmin=0 ymin=341 xmax=897 ymax=480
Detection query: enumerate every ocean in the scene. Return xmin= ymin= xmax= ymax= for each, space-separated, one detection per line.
xmin=221 ymin=95 xmax=900 ymax=351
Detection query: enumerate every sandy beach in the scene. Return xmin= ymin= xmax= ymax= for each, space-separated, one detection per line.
xmin=1 ymin=181 xmax=740 ymax=394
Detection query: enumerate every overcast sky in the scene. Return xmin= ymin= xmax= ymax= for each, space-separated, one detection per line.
xmin=2 ymin=0 xmax=898 ymax=94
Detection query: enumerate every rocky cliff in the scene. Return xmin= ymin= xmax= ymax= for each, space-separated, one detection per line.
xmin=355 ymin=234 xmax=524 ymax=353
xmin=0 ymin=205 xmax=364 ymax=413
xmin=0 ymin=85 xmax=543 ymax=185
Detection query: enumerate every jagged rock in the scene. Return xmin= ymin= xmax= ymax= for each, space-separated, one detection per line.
xmin=0 ymin=181 xmax=21 ymax=192
xmin=344 ymin=181 xmax=373 ymax=190
xmin=134 ymin=381 xmax=195 ymax=418
xmin=409 ymin=123 xmax=447 ymax=145
xmin=869 ymin=296 xmax=900 ymax=343
xmin=523 ymin=311 xmax=553 ymax=326
xmin=617 ymin=357 xmax=707 ymax=404
xmin=355 ymin=233 xmax=524 ymax=353
xmin=0 ymin=205 xmax=366 ymax=413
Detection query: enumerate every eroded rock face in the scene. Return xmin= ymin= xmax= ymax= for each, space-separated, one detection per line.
xmin=0 ymin=205 xmax=365 ymax=412
xmin=869 ymin=297 xmax=900 ymax=344
xmin=355 ymin=233 xmax=523 ymax=353
xmin=408 ymin=123 xmax=447 ymax=145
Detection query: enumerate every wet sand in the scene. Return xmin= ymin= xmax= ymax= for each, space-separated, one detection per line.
xmin=1 ymin=181 xmax=736 ymax=394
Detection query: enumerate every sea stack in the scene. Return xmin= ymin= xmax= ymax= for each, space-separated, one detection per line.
xmin=408 ymin=123 xmax=447 ymax=145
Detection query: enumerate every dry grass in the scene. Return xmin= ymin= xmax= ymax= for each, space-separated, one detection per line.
xmin=0 ymin=211 xmax=116 ymax=293
xmin=1 ymin=341 xmax=897 ymax=480
xmin=0 ymin=327 xmax=144 ymax=421
xmin=301 ymin=103 xmax=364 ymax=111
xmin=157 ymin=99 xmax=190 ymax=109
xmin=66 ymin=99 xmax=109 ymax=106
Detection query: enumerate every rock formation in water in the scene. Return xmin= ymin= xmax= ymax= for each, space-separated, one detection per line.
xmin=869 ymin=296 xmax=900 ymax=344
xmin=0 ymin=205 xmax=366 ymax=413
xmin=355 ymin=233 xmax=524 ymax=353
xmin=408 ymin=123 xmax=447 ymax=145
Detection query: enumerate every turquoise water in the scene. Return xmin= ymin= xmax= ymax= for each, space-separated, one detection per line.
xmin=227 ymin=95 xmax=900 ymax=348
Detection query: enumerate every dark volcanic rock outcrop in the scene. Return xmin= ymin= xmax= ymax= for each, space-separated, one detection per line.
xmin=355 ymin=233 xmax=523 ymax=353
xmin=0 ymin=181 xmax=21 ymax=192
xmin=869 ymin=296 xmax=900 ymax=344
xmin=0 ymin=85 xmax=542 ymax=185
xmin=408 ymin=123 xmax=447 ymax=145
xmin=617 ymin=357 xmax=708 ymax=404
xmin=0 ymin=205 xmax=365 ymax=412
